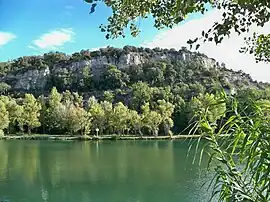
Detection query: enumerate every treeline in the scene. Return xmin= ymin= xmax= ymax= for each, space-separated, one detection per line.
xmin=1 ymin=85 xmax=270 ymax=136
xmin=0 ymin=87 xmax=175 ymax=136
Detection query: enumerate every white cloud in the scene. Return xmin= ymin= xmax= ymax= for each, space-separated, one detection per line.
xmin=30 ymin=28 xmax=75 ymax=50
xmin=0 ymin=32 xmax=16 ymax=47
xmin=143 ymin=10 xmax=270 ymax=82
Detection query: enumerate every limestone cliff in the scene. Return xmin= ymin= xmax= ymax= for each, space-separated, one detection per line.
xmin=0 ymin=46 xmax=262 ymax=93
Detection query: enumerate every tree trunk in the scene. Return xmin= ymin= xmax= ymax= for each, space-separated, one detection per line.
xmin=154 ymin=129 xmax=158 ymax=137
xmin=28 ymin=126 xmax=31 ymax=135
xmin=138 ymin=129 xmax=143 ymax=137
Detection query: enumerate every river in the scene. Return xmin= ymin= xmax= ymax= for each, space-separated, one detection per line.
xmin=0 ymin=140 xmax=213 ymax=202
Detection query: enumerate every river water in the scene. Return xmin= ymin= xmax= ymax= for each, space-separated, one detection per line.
xmin=0 ymin=140 xmax=213 ymax=202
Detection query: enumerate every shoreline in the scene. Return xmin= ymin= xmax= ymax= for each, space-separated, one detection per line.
xmin=0 ymin=134 xmax=203 ymax=141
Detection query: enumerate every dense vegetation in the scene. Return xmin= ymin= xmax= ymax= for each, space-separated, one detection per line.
xmin=192 ymin=91 xmax=270 ymax=201
xmin=0 ymin=47 xmax=269 ymax=137
xmin=1 ymin=47 xmax=270 ymax=201
xmin=1 ymin=84 xmax=270 ymax=138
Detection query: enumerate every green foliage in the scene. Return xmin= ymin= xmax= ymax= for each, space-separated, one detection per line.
xmin=0 ymin=47 xmax=261 ymax=98
xmin=49 ymin=87 xmax=62 ymax=107
xmin=0 ymin=100 xmax=9 ymax=135
xmin=103 ymin=91 xmax=115 ymax=103
xmin=21 ymin=94 xmax=41 ymax=134
xmin=100 ymin=65 xmax=130 ymax=90
xmin=6 ymin=98 xmax=23 ymax=133
xmin=193 ymin=94 xmax=270 ymax=202
xmin=64 ymin=102 xmax=91 ymax=135
xmin=71 ymin=50 xmax=91 ymax=62
xmin=46 ymin=87 xmax=63 ymax=133
xmin=88 ymin=96 xmax=106 ymax=134
xmin=131 ymin=82 xmax=153 ymax=109
xmin=111 ymin=102 xmax=129 ymax=134
xmin=127 ymin=109 xmax=142 ymax=135
xmin=44 ymin=52 xmax=67 ymax=66
xmin=100 ymin=101 xmax=113 ymax=134
xmin=141 ymin=103 xmax=162 ymax=136
xmin=0 ymin=82 xmax=11 ymax=94
xmin=189 ymin=93 xmax=226 ymax=126
xmin=156 ymin=100 xmax=175 ymax=136
xmin=85 ymin=0 xmax=270 ymax=61
xmin=80 ymin=65 xmax=92 ymax=90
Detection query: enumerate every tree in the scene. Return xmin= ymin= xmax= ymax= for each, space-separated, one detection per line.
xmin=88 ymin=96 xmax=105 ymax=134
xmin=80 ymin=65 xmax=92 ymax=90
xmin=6 ymin=98 xmax=23 ymax=134
xmin=62 ymin=90 xmax=73 ymax=104
xmin=111 ymin=102 xmax=129 ymax=135
xmin=43 ymin=51 xmax=67 ymax=66
xmin=64 ymin=102 xmax=92 ymax=135
xmin=141 ymin=103 xmax=162 ymax=136
xmin=127 ymin=109 xmax=143 ymax=136
xmin=143 ymin=62 xmax=165 ymax=86
xmin=189 ymin=93 xmax=226 ymax=129
xmin=85 ymin=0 xmax=270 ymax=62
xmin=22 ymin=94 xmax=41 ymax=134
xmin=38 ymin=95 xmax=47 ymax=134
xmin=0 ymin=82 xmax=11 ymax=95
xmin=16 ymin=105 xmax=24 ymax=133
xmin=100 ymin=65 xmax=130 ymax=90
xmin=103 ymin=91 xmax=115 ymax=103
xmin=0 ymin=95 xmax=10 ymax=106
xmin=0 ymin=100 xmax=9 ymax=136
xmin=152 ymin=86 xmax=173 ymax=102
xmin=46 ymin=87 xmax=63 ymax=133
xmin=236 ymin=88 xmax=263 ymax=115
xmin=100 ymin=101 xmax=113 ymax=133
xmin=72 ymin=92 xmax=83 ymax=106
xmin=131 ymin=82 xmax=153 ymax=110
xmin=49 ymin=87 xmax=62 ymax=108
xmin=156 ymin=100 xmax=175 ymax=137
xmin=0 ymin=95 xmax=25 ymax=133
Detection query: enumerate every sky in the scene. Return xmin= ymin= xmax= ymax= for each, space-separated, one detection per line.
xmin=0 ymin=0 xmax=269 ymax=82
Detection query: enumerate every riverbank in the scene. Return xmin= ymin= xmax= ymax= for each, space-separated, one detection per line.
xmin=0 ymin=134 xmax=203 ymax=141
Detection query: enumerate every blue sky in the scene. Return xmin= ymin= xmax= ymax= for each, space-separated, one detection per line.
xmin=1 ymin=0 xmax=269 ymax=82
xmin=0 ymin=0 xmax=204 ymax=62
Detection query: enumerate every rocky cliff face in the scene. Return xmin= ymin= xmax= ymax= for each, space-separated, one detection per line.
xmin=0 ymin=47 xmax=259 ymax=92
xmin=4 ymin=68 xmax=50 ymax=91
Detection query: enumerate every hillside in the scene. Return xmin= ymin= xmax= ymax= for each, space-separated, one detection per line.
xmin=0 ymin=46 xmax=266 ymax=96
xmin=0 ymin=46 xmax=270 ymax=135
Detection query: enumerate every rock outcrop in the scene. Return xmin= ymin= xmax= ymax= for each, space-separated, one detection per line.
xmin=0 ymin=46 xmax=260 ymax=92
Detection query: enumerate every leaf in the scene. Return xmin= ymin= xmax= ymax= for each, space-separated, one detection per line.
xmin=90 ymin=3 xmax=97 ymax=14
xmin=196 ymin=44 xmax=200 ymax=50
xmin=222 ymin=12 xmax=226 ymax=18
xmin=84 ymin=0 xmax=94 ymax=3
xmin=187 ymin=39 xmax=193 ymax=44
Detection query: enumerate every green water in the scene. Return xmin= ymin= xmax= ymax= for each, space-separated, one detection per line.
xmin=0 ymin=140 xmax=213 ymax=202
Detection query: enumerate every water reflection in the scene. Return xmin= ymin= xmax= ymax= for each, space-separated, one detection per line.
xmin=0 ymin=140 xmax=211 ymax=202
